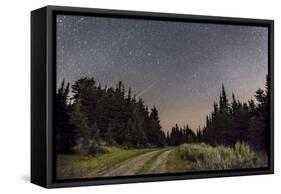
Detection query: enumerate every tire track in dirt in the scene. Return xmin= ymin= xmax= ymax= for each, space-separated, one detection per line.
xmin=145 ymin=149 xmax=173 ymax=174
xmin=101 ymin=150 xmax=162 ymax=177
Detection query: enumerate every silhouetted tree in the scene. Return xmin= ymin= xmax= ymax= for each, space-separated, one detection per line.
xmin=56 ymin=80 xmax=75 ymax=153
xmin=56 ymin=77 xmax=167 ymax=153
xmin=201 ymin=75 xmax=269 ymax=152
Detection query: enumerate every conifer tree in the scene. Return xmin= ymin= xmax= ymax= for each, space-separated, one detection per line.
xmin=56 ymin=80 xmax=75 ymax=153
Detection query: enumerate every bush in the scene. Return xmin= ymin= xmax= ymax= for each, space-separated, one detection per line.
xmin=177 ymin=142 xmax=267 ymax=171
xmin=74 ymin=138 xmax=109 ymax=156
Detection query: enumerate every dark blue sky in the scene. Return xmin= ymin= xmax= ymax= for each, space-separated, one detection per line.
xmin=57 ymin=15 xmax=268 ymax=132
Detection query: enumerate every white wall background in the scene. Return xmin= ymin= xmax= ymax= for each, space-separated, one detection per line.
xmin=0 ymin=0 xmax=279 ymax=193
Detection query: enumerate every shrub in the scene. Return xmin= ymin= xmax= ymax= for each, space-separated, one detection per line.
xmin=177 ymin=142 xmax=267 ymax=171
xmin=73 ymin=138 xmax=109 ymax=156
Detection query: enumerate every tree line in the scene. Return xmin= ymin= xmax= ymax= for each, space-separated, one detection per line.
xmin=201 ymin=76 xmax=269 ymax=151
xmin=166 ymin=124 xmax=197 ymax=146
xmin=56 ymin=77 xmax=166 ymax=154
xmin=56 ymin=75 xmax=269 ymax=154
xmin=166 ymin=75 xmax=269 ymax=152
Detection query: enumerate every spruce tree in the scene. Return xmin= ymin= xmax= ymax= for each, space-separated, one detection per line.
xmin=56 ymin=80 xmax=75 ymax=153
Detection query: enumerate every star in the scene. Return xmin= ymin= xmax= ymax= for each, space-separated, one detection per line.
xmin=56 ymin=14 xmax=268 ymax=131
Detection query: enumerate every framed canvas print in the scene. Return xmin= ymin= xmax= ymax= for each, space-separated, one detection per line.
xmin=31 ymin=5 xmax=274 ymax=188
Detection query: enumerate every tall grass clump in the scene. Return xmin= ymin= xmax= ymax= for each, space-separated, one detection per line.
xmin=177 ymin=142 xmax=267 ymax=171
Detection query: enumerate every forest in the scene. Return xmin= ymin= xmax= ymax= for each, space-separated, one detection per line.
xmin=56 ymin=75 xmax=269 ymax=156
xmin=167 ymin=77 xmax=269 ymax=152
xmin=56 ymin=78 xmax=166 ymax=155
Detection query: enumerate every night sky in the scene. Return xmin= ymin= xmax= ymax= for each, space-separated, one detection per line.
xmin=56 ymin=15 xmax=268 ymax=132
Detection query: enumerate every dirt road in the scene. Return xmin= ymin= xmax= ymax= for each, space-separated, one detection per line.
xmin=101 ymin=149 xmax=173 ymax=177
xmin=147 ymin=150 xmax=173 ymax=174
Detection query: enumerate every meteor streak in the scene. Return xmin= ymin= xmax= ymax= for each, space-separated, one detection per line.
xmin=136 ymin=81 xmax=157 ymax=98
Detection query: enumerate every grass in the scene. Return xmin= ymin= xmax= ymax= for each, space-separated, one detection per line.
xmin=56 ymin=147 xmax=158 ymax=179
xmin=166 ymin=149 xmax=189 ymax=173
xmin=57 ymin=143 xmax=268 ymax=179
xmin=177 ymin=142 xmax=268 ymax=171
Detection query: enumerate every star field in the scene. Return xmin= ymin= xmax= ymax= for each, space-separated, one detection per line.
xmin=57 ymin=14 xmax=268 ymax=132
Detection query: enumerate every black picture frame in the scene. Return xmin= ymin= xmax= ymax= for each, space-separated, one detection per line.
xmin=31 ymin=5 xmax=274 ymax=188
